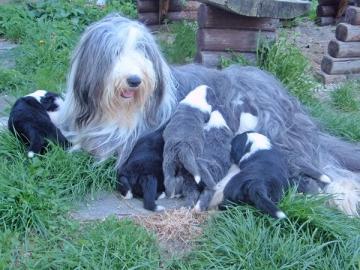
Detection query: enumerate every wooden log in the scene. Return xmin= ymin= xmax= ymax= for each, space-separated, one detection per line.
xmin=137 ymin=0 xmax=200 ymax=13
xmin=197 ymin=29 xmax=276 ymax=52
xmin=316 ymin=5 xmax=337 ymax=17
xmin=316 ymin=16 xmax=336 ymax=25
xmin=196 ymin=0 xmax=311 ymax=19
xmin=198 ymin=4 xmax=278 ymax=31
xmin=345 ymin=6 xmax=360 ymax=25
xmin=138 ymin=10 xmax=198 ymax=25
xmin=315 ymin=69 xmax=347 ymax=84
xmin=195 ymin=51 xmax=256 ymax=67
xmin=336 ymin=23 xmax=360 ymax=41
xmin=321 ymin=55 xmax=360 ymax=74
xmin=328 ymin=39 xmax=360 ymax=58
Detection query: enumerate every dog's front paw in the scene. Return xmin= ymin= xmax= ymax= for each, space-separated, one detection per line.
xmin=123 ymin=190 xmax=133 ymax=199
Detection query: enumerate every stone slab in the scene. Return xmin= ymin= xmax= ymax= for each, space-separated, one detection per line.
xmin=0 ymin=39 xmax=17 ymax=69
xmin=70 ymin=191 xmax=188 ymax=221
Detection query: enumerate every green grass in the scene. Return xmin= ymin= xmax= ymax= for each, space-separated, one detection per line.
xmin=331 ymin=81 xmax=360 ymax=112
xmin=1 ymin=1 xmax=360 ymax=269
xmin=170 ymin=193 xmax=360 ymax=269
xmin=161 ymin=21 xmax=198 ymax=64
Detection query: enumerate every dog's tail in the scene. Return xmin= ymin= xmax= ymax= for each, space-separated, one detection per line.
xmin=248 ymin=185 xmax=287 ymax=219
xmin=178 ymin=148 xmax=201 ymax=184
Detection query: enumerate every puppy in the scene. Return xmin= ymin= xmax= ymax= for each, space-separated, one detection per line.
xmin=193 ymin=109 xmax=233 ymax=212
xmin=222 ymin=131 xmax=289 ymax=219
xmin=162 ymin=85 xmax=214 ymax=200
xmin=116 ymin=126 xmax=166 ymax=212
xmin=236 ymin=101 xmax=332 ymax=186
xmin=8 ymin=90 xmax=68 ymax=157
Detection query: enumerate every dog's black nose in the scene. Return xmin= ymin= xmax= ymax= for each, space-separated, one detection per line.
xmin=126 ymin=75 xmax=141 ymax=87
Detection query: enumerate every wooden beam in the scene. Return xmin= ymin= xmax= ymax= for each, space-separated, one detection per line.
xmin=198 ymin=4 xmax=278 ymax=31
xmin=318 ymin=0 xmax=339 ymax=5
xmin=328 ymin=39 xmax=360 ymax=58
xmin=316 ymin=5 xmax=337 ymax=17
xmin=197 ymin=28 xmax=276 ymax=52
xmin=195 ymin=50 xmax=256 ymax=67
xmin=321 ymin=55 xmax=360 ymax=74
xmin=196 ymin=0 xmax=311 ymax=19
xmin=137 ymin=0 xmax=200 ymax=13
xmin=345 ymin=6 xmax=360 ymax=25
xmin=336 ymin=23 xmax=360 ymax=41
xmin=138 ymin=10 xmax=198 ymax=25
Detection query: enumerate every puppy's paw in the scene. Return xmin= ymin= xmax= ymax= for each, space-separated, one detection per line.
xmin=27 ymin=151 xmax=35 ymax=158
xmin=157 ymin=192 xmax=166 ymax=200
xmin=319 ymin=174 xmax=332 ymax=184
xmin=123 ymin=190 xmax=133 ymax=199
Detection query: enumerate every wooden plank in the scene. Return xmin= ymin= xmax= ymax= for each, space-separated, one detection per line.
xmin=137 ymin=0 xmax=200 ymax=13
xmin=198 ymin=4 xmax=278 ymax=31
xmin=195 ymin=50 xmax=256 ymax=68
xmin=336 ymin=23 xmax=360 ymax=41
xmin=345 ymin=6 xmax=360 ymax=25
xmin=328 ymin=39 xmax=360 ymax=58
xmin=316 ymin=5 xmax=337 ymax=17
xmin=197 ymin=28 xmax=276 ymax=52
xmin=196 ymin=0 xmax=311 ymax=19
xmin=321 ymin=55 xmax=360 ymax=74
xmin=316 ymin=16 xmax=336 ymax=25
xmin=138 ymin=10 xmax=198 ymax=25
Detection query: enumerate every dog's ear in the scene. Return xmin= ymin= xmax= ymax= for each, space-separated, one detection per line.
xmin=40 ymin=95 xmax=57 ymax=111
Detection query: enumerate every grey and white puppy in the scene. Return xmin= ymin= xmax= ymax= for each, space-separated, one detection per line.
xmin=162 ymin=85 xmax=214 ymax=202
xmin=193 ymin=109 xmax=233 ymax=212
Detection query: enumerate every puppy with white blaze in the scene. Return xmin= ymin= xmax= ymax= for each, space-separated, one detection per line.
xmin=162 ymin=85 xmax=214 ymax=202
xmin=60 ymin=13 xmax=360 ymax=216
xmin=223 ymin=132 xmax=289 ymax=219
xmin=116 ymin=126 xmax=166 ymax=212
xmin=193 ymin=109 xmax=233 ymax=212
xmin=8 ymin=90 xmax=69 ymax=158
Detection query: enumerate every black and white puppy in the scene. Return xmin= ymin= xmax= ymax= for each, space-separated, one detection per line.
xmin=222 ymin=132 xmax=289 ymax=218
xmin=162 ymin=85 xmax=214 ymax=200
xmin=116 ymin=126 xmax=166 ymax=212
xmin=193 ymin=109 xmax=233 ymax=212
xmin=8 ymin=90 xmax=68 ymax=158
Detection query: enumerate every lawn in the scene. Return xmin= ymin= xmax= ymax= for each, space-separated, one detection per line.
xmin=0 ymin=1 xmax=360 ymax=269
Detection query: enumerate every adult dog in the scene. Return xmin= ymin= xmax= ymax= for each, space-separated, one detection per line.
xmin=59 ymin=14 xmax=360 ymax=216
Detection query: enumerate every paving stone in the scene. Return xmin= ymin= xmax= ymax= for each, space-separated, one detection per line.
xmin=70 ymin=191 xmax=188 ymax=221
xmin=0 ymin=38 xmax=18 ymax=69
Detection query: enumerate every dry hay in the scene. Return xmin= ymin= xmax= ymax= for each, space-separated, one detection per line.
xmin=133 ymin=208 xmax=209 ymax=254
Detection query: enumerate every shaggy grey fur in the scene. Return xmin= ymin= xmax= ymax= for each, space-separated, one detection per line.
xmin=62 ymin=14 xmax=360 ymax=215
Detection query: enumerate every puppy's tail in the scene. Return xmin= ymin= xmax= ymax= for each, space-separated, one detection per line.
xmin=249 ymin=186 xmax=287 ymax=219
xmin=178 ymin=148 xmax=201 ymax=184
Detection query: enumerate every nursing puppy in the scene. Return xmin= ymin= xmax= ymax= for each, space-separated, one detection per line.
xmin=116 ymin=126 xmax=166 ymax=211
xmin=223 ymin=132 xmax=289 ymax=219
xmin=163 ymin=85 xmax=216 ymax=201
xmin=8 ymin=90 xmax=68 ymax=158
xmin=193 ymin=109 xmax=233 ymax=212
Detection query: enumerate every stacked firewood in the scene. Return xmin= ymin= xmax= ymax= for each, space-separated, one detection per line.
xmin=137 ymin=0 xmax=200 ymax=27
xmin=320 ymin=6 xmax=360 ymax=82
xmin=195 ymin=4 xmax=278 ymax=68
xmin=316 ymin=0 xmax=357 ymax=26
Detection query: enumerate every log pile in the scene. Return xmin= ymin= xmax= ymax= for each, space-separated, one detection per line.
xmin=137 ymin=0 xmax=200 ymax=27
xmin=195 ymin=4 xmax=278 ymax=68
xmin=319 ymin=6 xmax=360 ymax=83
xmin=316 ymin=0 xmax=358 ymax=26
